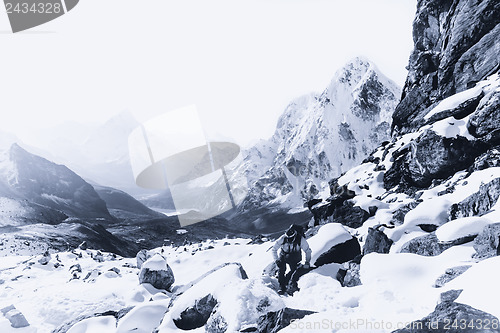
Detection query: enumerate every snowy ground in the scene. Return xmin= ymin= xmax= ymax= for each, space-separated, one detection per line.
xmin=1 ymin=231 xmax=499 ymax=333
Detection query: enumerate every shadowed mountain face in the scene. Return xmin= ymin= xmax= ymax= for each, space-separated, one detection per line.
xmin=392 ymin=0 xmax=500 ymax=134
xmin=0 ymin=144 xmax=251 ymax=256
xmin=0 ymin=144 xmax=113 ymax=225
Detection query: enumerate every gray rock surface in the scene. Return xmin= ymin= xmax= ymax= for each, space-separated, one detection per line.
xmin=384 ymin=131 xmax=487 ymax=190
xmin=391 ymin=301 xmax=500 ymax=333
xmin=468 ymin=91 xmax=500 ymax=145
xmin=138 ymin=254 xmax=175 ymax=291
xmin=473 ymin=223 xmax=500 ymax=259
xmin=392 ymin=0 xmax=500 ymax=134
xmin=363 ymin=227 xmax=393 ymax=254
xmin=400 ymin=234 xmax=452 ymax=256
xmin=257 ymin=308 xmax=316 ymax=333
xmin=173 ymin=294 xmax=217 ymax=330
xmin=434 ymin=266 xmax=471 ymax=288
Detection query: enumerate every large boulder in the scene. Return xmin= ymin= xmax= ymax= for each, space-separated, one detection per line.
xmin=138 ymin=254 xmax=175 ymax=291
xmin=257 ymin=308 xmax=316 ymax=333
xmin=173 ymin=294 xmax=217 ymax=330
xmin=314 ymin=237 xmax=361 ymax=267
xmin=473 ymin=223 xmax=500 ymax=259
xmin=392 ymin=0 xmax=500 ymax=134
xmin=308 ymin=223 xmax=360 ymax=266
xmin=384 ymin=131 xmax=487 ymax=190
xmin=391 ymin=301 xmax=500 ymax=333
xmin=468 ymin=147 xmax=500 ymax=172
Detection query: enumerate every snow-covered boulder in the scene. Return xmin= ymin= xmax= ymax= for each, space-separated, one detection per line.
xmin=173 ymin=294 xmax=217 ymax=330
xmin=436 ymin=216 xmax=491 ymax=244
xmin=400 ymin=234 xmax=452 ymax=256
xmin=384 ymin=130 xmax=487 ymax=190
xmin=158 ymin=264 xmax=283 ymax=333
xmin=38 ymin=250 xmax=51 ymax=265
xmin=138 ymin=254 xmax=175 ymax=291
xmin=308 ymin=223 xmax=360 ymax=266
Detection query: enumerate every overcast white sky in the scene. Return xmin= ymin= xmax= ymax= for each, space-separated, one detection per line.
xmin=0 ymin=0 xmax=416 ymax=148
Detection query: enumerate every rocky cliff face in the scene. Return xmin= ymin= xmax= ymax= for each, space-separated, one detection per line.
xmin=239 ymin=58 xmax=400 ymax=214
xmin=305 ymin=0 xmax=500 ymax=330
xmin=393 ymin=0 xmax=500 ymax=134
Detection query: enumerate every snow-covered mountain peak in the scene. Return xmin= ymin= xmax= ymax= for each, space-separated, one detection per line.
xmin=332 ymin=56 xmax=375 ymax=87
xmin=237 ymin=58 xmax=401 ymax=224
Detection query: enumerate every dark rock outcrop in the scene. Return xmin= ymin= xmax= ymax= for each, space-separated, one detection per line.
xmin=309 ymin=182 xmax=360 ymax=227
xmin=384 ymin=131 xmax=487 ymax=190
xmin=400 ymin=234 xmax=452 ymax=256
xmin=468 ymin=91 xmax=500 ymax=145
xmin=391 ymin=301 xmax=500 ymax=333
xmin=328 ymin=201 xmax=370 ymax=229
xmin=173 ymin=294 xmax=217 ymax=330
xmin=469 ymin=147 xmax=500 ymax=172
xmin=258 ymin=308 xmax=316 ymax=333
xmin=473 ymin=223 xmax=500 ymax=259
xmin=314 ymin=237 xmax=361 ymax=266
xmin=449 ymin=178 xmax=500 ymax=220
xmin=363 ymin=227 xmax=393 ymax=254
xmin=392 ymin=0 xmax=500 ymax=134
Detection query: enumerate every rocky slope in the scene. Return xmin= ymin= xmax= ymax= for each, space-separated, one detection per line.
xmin=305 ymin=0 xmax=500 ymax=329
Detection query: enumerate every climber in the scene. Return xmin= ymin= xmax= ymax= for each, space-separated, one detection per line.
xmin=272 ymin=224 xmax=312 ymax=295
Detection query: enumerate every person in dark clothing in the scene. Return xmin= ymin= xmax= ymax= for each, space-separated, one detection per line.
xmin=272 ymin=224 xmax=312 ymax=295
